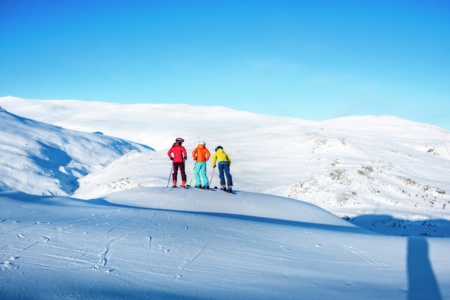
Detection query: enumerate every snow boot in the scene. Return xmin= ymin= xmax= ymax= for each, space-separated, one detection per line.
xmin=172 ymin=180 xmax=177 ymax=188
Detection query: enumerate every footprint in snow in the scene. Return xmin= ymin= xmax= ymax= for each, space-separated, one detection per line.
xmin=157 ymin=245 xmax=170 ymax=253
xmin=279 ymin=246 xmax=291 ymax=252
xmin=1 ymin=256 xmax=19 ymax=271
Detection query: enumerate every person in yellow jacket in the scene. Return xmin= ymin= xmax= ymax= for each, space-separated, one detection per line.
xmin=211 ymin=146 xmax=233 ymax=192
xmin=192 ymin=141 xmax=211 ymax=189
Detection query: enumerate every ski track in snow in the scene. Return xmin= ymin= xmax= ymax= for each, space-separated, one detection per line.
xmin=175 ymin=238 xmax=210 ymax=280
xmin=0 ymin=233 xmax=51 ymax=271
xmin=304 ymin=229 xmax=388 ymax=269
xmin=0 ymin=208 xmax=162 ymax=274
xmin=92 ymin=212 xmax=159 ymax=273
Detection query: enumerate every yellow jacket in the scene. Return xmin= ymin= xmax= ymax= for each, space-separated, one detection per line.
xmin=211 ymin=149 xmax=231 ymax=167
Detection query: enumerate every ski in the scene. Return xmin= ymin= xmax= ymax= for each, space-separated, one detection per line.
xmin=172 ymin=185 xmax=189 ymax=189
xmin=173 ymin=185 xmax=234 ymax=193
xmin=217 ymin=186 xmax=236 ymax=194
xmin=192 ymin=185 xmax=216 ymax=191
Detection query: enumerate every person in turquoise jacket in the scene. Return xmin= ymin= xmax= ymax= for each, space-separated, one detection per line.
xmin=211 ymin=146 xmax=233 ymax=192
xmin=192 ymin=141 xmax=211 ymax=189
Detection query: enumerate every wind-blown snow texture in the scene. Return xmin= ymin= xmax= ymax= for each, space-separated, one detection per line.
xmin=1 ymin=96 xmax=449 ymax=299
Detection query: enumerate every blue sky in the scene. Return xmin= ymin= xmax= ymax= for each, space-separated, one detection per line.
xmin=1 ymin=0 xmax=449 ymax=129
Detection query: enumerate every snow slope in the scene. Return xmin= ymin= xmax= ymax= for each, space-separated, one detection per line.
xmin=2 ymin=97 xmax=449 ymax=236
xmin=0 ymin=106 xmax=153 ymax=196
xmin=1 ymin=189 xmax=449 ymax=299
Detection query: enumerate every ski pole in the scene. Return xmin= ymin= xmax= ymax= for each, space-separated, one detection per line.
xmin=167 ymin=165 xmax=173 ymax=187
xmin=209 ymin=167 xmax=215 ymax=188
xmin=189 ymin=162 xmax=197 ymax=187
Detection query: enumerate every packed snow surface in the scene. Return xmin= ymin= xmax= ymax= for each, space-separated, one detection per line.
xmin=1 ymin=189 xmax=449 ymax=299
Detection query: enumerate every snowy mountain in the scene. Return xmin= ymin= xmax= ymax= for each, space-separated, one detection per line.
xmin=1 ymin=97 xmax=450 ymax=299
xmin=0 ymin=106 xmax=153 ymax=196
xmin=1 ymin=96 xmax=449 ymax=237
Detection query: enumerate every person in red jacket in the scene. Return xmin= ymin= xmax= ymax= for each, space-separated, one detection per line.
xmin=167 ymin=137 xmax=187 ymax=187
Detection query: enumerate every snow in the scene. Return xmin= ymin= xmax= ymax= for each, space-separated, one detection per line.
xmin=1 ymin=96 xmax=450 ymax=299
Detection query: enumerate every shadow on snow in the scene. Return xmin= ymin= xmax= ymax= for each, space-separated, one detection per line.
xmin=407 ymin=237 xmax=442 ymax=300
xmin=350 ymin=214 xmax=450 ymax=238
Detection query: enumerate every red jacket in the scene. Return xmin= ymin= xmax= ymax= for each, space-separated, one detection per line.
xmin=167 ymin=144 xmax=187 ymax=163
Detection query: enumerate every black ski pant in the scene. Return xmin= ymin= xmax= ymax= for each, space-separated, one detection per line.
xmin=218 ymin=163 xmax=233 ymax=187
xmin=172 ymin=162 xmax=186 ymax=182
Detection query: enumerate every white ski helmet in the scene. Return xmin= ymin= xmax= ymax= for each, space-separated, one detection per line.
xmin=199 ymin=140 xmax=206 ymax=145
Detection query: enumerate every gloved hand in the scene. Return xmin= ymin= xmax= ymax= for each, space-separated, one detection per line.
xmin=170 ymin=158 xmax=173 ymax=161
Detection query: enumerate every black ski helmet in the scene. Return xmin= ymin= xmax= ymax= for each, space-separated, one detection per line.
xmin=215 ymin=146 xmax=223 ymax=152
xmin=175 ymin=137 xmax=184 ymax=143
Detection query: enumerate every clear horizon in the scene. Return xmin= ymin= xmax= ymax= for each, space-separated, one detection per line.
xmin=1 ymin=0 xmax=449 ymax=130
